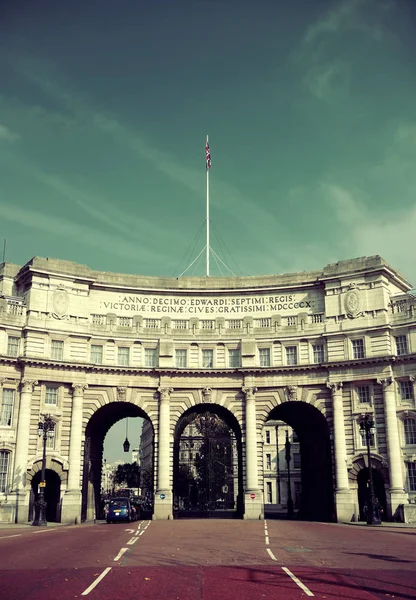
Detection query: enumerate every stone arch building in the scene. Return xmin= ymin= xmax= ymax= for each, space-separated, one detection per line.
xmin=0 ymin=255 xmax=415 ymax=523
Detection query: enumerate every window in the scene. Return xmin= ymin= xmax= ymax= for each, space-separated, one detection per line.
xmin=91 ymin=344 xmax=103 ymax=364
xmin=255 ymin=318 xmax=271 ymax=328
xmin=0 ymin=389 xmax=15 ymax=426
xmin=404 ymin=419 xmax=416 ymax=445
xmin=312 ymin=314 xmax=323 ymax=323
xmin=45 ymin=387 xmax=58 ymax=406
xmin=144 ymin=348 xmax=158 ymax=367
xmin=92 ymin=314 xmax=106 ymax=325
xmin=395 ymin=335 xmax=408 ymax=356
xmin=266 ymin=453 xmax=271 ymax=470
xmin=118 ymin=347 xmax=130 ymax=366
xmin=266 ymin=481 xmax=272 ymax=503
xmin=352 ymin=339 xmax=365 ymax=359
xmin=259 ymin=348 xmax=271 ymax=367
xmin=228 ymin=349 xmax=241 ymax=368
xmin=0 ymin=451 xmax=9 ymax=493
xmin=51 ymin=340 xmax=64 ymax=361
xmin=119 ymin=317 xmax=131 ymax=327
xmin=172 ymin=320 xmax=188 ymax=330
xmin=46 ymin=422 xmax=56 ymax=450
xmin=144 ymin=319 xmax=160 ymax=329
xmin=399 ymin=381 xmax=414 ymax=402
xmin=294 ymin=453 xmax=301 ymax=469
xmin=175 ymin=349 xmax=187 ymax=368
xmin=7 ymin=336 xmax=19 ymax=357
xmin=357 ymin=385 xmax=371 ymax=404
xmin=202 ymin=349 xmax=214 ymax=368
xmin=312 ymin=344 xmax=324 ymax=363
xmin=227 ymin=319 xmax=242 ymax=330
xmin=408 ymin=463 xmax=416 ymax=492
xmin=265 ymin=430 xmax=271 ymax=444
xmin=286 ymin=346 xmax=297 ymax=366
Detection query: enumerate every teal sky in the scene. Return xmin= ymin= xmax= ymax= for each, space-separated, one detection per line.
xmin=1 ymin=0 xmax=416 ymax=285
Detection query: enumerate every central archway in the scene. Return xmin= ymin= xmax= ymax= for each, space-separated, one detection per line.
xmin=173 ymin=404 xmax=243 ymax=518
xmin=266 ymin=401 xmax=335 ymax=522
xmin=81 ymin=402 xmax=154 ymax=522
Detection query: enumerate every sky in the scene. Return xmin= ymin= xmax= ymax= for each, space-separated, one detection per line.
xmin=1 ymin=0 xmax=416 ymax=459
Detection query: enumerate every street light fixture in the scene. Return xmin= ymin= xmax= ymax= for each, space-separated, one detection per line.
xmin=123 ymin=418 xmax=130 ymax=453
xmin=285 ymin=430 xmax=294 ymax=518
xmin=359 ymin=414 xmax=381 ymax=526
xmin=32 ymin=415 xmax=55 ymax=526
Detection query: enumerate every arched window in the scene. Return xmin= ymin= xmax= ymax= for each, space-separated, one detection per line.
xmin=0 ymin=450 xmax=10 ymax=493
xmin=404 ymin=418 xmax=416 ymax=445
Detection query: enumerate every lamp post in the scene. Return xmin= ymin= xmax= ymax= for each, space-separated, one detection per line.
xmin=275 ymin=425 xmax=281 ymax=504
xmin=359 ymin=414 xmax=381 ymax=526
xmin=32 ymin=415 xmax=55 ymax=526
xmin=123 ymin=418 xmax=130 ymax=453
xmin=285 ymin=430 xmax=294 ymax=518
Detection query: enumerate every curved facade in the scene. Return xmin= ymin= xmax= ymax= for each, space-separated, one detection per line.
xmin=0 ymin=255 xmax=415 ymax=523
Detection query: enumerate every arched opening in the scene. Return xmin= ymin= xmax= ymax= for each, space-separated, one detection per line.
xmin=265 ymin=401 xmax=334 ymax=522
xmin=173 ymin=404 xmax=243 ymax=519
xmin=81 ymin=402 xmax=154 ymax=522
xmin=357 ymin=468 xmax=387 ymax=521
xmin=30 ymin=469 xmax=61 ymax=522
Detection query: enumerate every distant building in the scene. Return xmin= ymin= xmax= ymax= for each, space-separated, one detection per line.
xmin=0 ymin=255 xmax=415 ymax=524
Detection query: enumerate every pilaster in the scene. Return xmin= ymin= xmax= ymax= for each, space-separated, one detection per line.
xmin=242 ymin=385 xmax=263 ymax=519
xmin=153 ymin=386 xmax=173 ymax=520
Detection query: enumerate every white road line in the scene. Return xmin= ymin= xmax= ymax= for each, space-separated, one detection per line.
xmin=265 ymin=535 xmax=269 ymax=545
xmin=0 ymin=534 xmax=22 ymax=539
xmin=282 ymin=566 xmax=314 ymax=597
xmin=32 ymin=529 xmax=59 ymax=534
xmin=113 ymin=548 xmax=128 ymax=561
xmin=266 ymin=548 xmax=277 ymax=561
xmin=127 ymin=537 xmax=139 ymax=545
xmin=81 ymin=567 xmax=112 ymax=596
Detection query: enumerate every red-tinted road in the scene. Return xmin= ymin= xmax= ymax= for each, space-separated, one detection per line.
xmin=0 ymin=520 xmax=415 ymax=600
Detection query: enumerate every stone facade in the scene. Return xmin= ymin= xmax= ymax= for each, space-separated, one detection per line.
xmin=0 ymin=255 xmax=415 ymax=523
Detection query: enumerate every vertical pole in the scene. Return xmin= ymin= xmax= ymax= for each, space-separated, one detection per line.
xmin=2 ymin=239 xmax=5 ymax=263
xmin=206 ymin=135 xmax=210 ymax=277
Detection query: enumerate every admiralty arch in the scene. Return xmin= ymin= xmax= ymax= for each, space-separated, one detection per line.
xmin=0 ymin=255 xmax=415 ymax=524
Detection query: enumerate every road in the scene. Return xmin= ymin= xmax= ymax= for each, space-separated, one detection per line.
xmin=0 ymin=519 xmax=415 ymax=600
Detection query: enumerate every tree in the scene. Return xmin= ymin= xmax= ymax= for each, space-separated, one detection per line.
xmin=113 ymin=463 xmax=141 ymax=488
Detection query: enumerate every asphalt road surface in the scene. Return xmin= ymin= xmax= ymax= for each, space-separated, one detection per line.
xmin=0 ymin=519 xmax=415 ymax=600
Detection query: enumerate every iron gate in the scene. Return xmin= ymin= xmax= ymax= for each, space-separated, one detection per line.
xmin=174 ymin=412 xmax=238 ymax=518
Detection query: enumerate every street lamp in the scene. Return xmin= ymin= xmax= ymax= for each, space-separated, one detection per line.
xmin=285 ymin=430 xmax=294 ymax=518
xmin=359 ymin=414 xmax=381 ymax=526
xmin=32 ymin=415 xmax=55 ymax=526
xmin=123 ymin=418 xmax=130 ymax=453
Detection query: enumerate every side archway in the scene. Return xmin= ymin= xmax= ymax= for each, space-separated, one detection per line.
xmin=265 ymin=401 xmax=335 ymax=522
xmin=81 ymin=401 xmax=154 ymax=522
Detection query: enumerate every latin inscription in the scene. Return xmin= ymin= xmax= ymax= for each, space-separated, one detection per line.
xmin=99 ymin=292 xmax=318 ymax=316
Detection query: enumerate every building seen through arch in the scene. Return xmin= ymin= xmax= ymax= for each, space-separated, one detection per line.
xmin=0 ymin=255 xmax=416 ymax=523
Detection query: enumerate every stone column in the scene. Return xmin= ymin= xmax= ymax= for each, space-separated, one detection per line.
xmin=242 ymin=386 xmax=263 ymax=519
xmin=61 ymin=384 xmax=87 ymax=524
xmin=153 ymin=387 xmax=173 ymax=519
xmin=327 ymin=382 xmax=354 ymax=522
xmin=378 ymin=377 xmax=407 ymax=514
xmin=12 ymin=379 xmax=37 ymax=523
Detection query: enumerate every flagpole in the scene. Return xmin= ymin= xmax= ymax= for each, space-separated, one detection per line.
xmin=206 ymin=134 xmax=210 ymax=277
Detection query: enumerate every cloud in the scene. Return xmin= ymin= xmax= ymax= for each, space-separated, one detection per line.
xmin=298 ymin=0 xmax=391 ymax=101
xmin=0 ymin=201 xmax=168 ymax=265
xmin=322 ymin=182 xmax=416 ymax=285
xmin=11 ymin=58 xmax=281 ymax=246
xmin=0 ymin=123 xmax=20 ymax=141
xmin=303 ymin=0 xmax=388 ymax=46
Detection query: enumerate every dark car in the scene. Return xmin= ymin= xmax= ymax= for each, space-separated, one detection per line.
xmin=106 ymin=497 xmax=137 ymax=523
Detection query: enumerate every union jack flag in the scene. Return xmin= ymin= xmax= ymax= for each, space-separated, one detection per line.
xmin=205 ymin=138 xmax=211 ymax=169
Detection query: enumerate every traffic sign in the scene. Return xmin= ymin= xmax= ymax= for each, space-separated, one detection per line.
xmin=250 ymin=493 xmax=256 ymax=499
xmin=160 ymin=493 xmax=166 ymax=500
xmin=39 ymin=481 xmax=46 ymax=488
